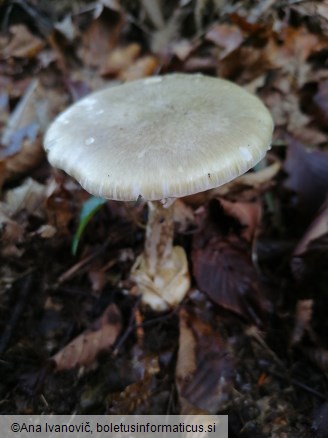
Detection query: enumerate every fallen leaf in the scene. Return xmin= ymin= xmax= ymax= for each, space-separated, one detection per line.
xmin=205 ymin=23 xmax=243 ymax=59
xmin=0 ymin=211 xmax=25 ymax=257
xmin=192 ymin=199 xmax=268 ymax=324
xmin=192 ymin=239 xmax=267 ymax=324
xmin=120 ymin=55 xmax=159 ymax=81
xmin=283 ymin=136 xmax=328 ymax=225
xmin=291 ymin=234 xmax=328 ymax=290
xmin=293 ymin=201 xmax=328 ymax=257
xmin=305 ymin=80 xmax=328 ymax=130
xmin=218 ymin=23 xmax=274 ymax=82
xmin=176 ymin=309 xmax=233 ymax=413
xmin=4 ymin=177 xmax=47 ymax=218
xmin=100 ymin=43 xmax=141 ymax=77
xmin=0 ymin=79 xmax=66 ymax=186
xmin=216 ymin=198 xmax=262 ymax=242
xmin=32 ymin=224 xmax=57 ymax=239
xmin=109 ymin=354 xmax=160 ymax=414
xmin=173 ymin=199 xmax=195 ymax=233
xmin=78 ymin=6 xmax=123 ymax=70
xmin=0 ymin=25 xmax=44 ymax=59
xmin=52 ymin=303 xmax=122 ymax=371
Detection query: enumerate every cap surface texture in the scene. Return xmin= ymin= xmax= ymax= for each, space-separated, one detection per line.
xmin=44 ymin=74 xmax=274 ymax=201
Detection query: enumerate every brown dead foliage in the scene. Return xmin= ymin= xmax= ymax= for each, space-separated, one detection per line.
xmin=283 ymin=136 xmax=328 ymax=226
xmin=52 ymin=303 xmax=122 ymax=371
xmin=192 ymin=198 xmax=268 ymax=324
xmin=0 ymin=1 xmax=328 ymax=434
xmin=176 ymin=309 xmax=233 ymax=414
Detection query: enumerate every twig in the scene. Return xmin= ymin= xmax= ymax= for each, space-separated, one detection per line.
xmin=265 ymin=367 xmax=327 ymax=401
xmin=56 ymin=237 xmax=111 ymax=285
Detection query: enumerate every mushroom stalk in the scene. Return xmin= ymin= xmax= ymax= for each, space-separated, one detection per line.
xmin=144 ymin=200 xmax=174 ymax=277
xmin=131 ymin=199 xmax=190 ymax=311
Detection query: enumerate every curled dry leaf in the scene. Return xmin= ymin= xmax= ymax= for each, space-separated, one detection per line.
xmin=0 ymin=134 xmax=43 ymax=186
xmin=52 ymin=303 xmax=122 ymax=371
xmin=216 ymin=198 xmax=262 ymax=243
xmin=192 ymin=239 xmax=267 ymax=324
xmin=176 ymin=309 xmax=233 ymax=414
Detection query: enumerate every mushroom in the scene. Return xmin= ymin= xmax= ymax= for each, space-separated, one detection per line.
xmin=44 ymin=74 xmax=273 ymax=311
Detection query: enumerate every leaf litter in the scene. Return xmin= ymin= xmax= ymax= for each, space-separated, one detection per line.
xmin=0 ymin=0 xmax=328 ymax=435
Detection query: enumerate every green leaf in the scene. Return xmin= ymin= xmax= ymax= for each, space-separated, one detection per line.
xmin=72 ymin=196 xmax=107 ymax=255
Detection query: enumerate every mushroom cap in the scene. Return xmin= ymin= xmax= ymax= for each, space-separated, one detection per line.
xmin=44 ymin=74 xmax=274 ymax=201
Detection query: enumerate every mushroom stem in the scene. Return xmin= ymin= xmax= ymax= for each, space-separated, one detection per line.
xmin=144 ymin=200 xmax=174 ymax=277
xmin=131 ymin=199 xmax=190 ymax=310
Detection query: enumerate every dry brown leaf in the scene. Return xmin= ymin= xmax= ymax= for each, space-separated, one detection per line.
xmin=78 ymin=7 xmax=123 ymax=69
xmin=216 ymin=198 xmax=262 ymax=242
xmin=192 ymin=239 xmax=267 ymax=323
xmin=0 ymin=25 xmax=44 ymax=59
xmin=52 ymin=304 xmax=122 ymax=371
xmin=0 ymin=135 xmax=44 ymax=186
xmin=4 ymin=178 xmax=47 ymax=218
xmin=192 ymin=199 xmax=269 ymax=323
xmin=0 ymin=79 xmax=67 ymax=186
xmin=283 ymin=137 xmax=328 ymax=225
xmin=120 ymin=56 xmax=159 ymax=81
xmin=219 ymin=42 xmax=274 ymax=82
xmin=100 ymin=43 xmax=141 ymax=76
xmin=173 ymin=199 xmax=195 ymax=233
xmin=206 ymin=23 xmax=243 ymax=59
xmin=176 ymin=309 xmax=233 ymax=414
xmin=110 ymin=355 xmax=160 ymax=414
xmin=293 ymin=202 xmax=328 ymax=257
xmin=270 ymin=26 xmax=327 ymax=68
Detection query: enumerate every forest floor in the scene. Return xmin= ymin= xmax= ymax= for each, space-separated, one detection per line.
xmin=0 ymin=1 xmax=328 ymax=436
